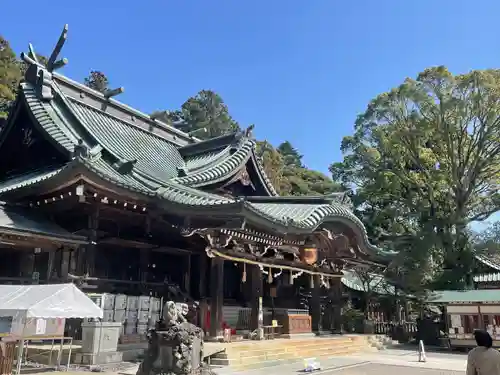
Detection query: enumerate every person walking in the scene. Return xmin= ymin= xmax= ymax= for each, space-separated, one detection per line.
xmin=467 ymin=329 xmax=500 ymax=375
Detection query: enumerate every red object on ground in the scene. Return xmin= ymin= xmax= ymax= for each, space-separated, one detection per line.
xmin=204 ymin=310 xmax=235 ymax=335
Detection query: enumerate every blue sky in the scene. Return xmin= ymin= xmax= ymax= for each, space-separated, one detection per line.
xmin=2 ymin=0 xmax=498 ymax=227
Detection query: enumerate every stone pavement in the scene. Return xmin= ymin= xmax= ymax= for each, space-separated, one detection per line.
xmin=215 ymin=349 xmax=467 ymax=375
xmin=24 ymin=349 xmax=467 ymax=375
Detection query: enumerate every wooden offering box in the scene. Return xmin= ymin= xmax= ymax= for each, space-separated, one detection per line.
xmin=274 ymin=309 xmax=312 ymax=335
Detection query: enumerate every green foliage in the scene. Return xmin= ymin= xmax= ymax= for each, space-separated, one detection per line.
xmin=0 ymin=36 xmax=22 ymax=119
xmin=331 ymin=66 xmax=500 ymax=290
xmin=278 ymin=141 xmax=303 ymax=167
xmin=153 ymin=90 xmax=240 ymax=139
xmin=84 ymin=71 xmax=109 ymax=93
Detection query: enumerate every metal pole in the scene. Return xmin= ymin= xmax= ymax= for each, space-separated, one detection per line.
xmin=66 ymin=338 xmax=73 ymax=371
xmin=23 ymin=340 xmax=28 ymax=365
xmin=48 ymin=339 xmax=54 ymax=366
xmin=94 ymin=321 xmax=103 ymax=367
xmin=56 ymin=337 xmax=63 ymax=367
xmin=15 ymin=339 xmax=23 ymax=375
xmin=16 ymin=315 xmax=27 ymax=375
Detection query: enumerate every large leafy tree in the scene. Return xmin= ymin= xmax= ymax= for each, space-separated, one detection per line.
xmin=331 ymin=66 xmax=500 ymax=289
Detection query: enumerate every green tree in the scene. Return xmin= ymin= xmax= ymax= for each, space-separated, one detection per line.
xmin=331 ymin=66 xmax=500 ymax=289
xmin=0 ymin=36 xmax=22 ymax=119
xmin=283 ymin=166 xmax=341 ymax=196
xmin=278 ymin=141 xmax=303 ymax=167
xmin=84 ymin=71 xmax=109 ymax=93
xmin=154 ymin=90 xmax=240 ymax=139
xmin=256 ymin=141 xmax=287 ymax=193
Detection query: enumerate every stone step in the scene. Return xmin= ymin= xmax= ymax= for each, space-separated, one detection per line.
xmin=233 ymin=341 xmax=363 ymax=359
xmin=223 ymin=337 xmax=356 ymax=352
xmin=226 ymin=342 xmax=372 ymax=367
xmin=206 ymin=335 xmax=378 ymax=370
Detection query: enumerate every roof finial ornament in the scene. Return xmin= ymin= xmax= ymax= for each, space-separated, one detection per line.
xmin=28 ymin=44 xmax=38 ymax=63
xmin=244 ymin=124 xmax=255 ymax=138
xmin=47 ymin=24 xmax=69 ymax=72
xmin=21 ymin=52 xmax=54 ymax=101
xmin=187 ymin=127 xmax=208 ymax=138
xmin=104 ymin=87 xmax=125 ymax=99
xmin=72 ymin=139 xmax=89 ymax=159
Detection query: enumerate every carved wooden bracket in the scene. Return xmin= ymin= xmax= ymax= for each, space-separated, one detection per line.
xmin=247 ymin=243 xmax=270 ymax=257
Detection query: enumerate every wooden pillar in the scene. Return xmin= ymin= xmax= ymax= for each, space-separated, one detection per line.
xmin=249 ymin=265 xmax=263 ymax=332
xmin=139 ymin=249 xmax=150 ymax=287
xmin=331 ymin=278 xmax=343 ymax=333
xmin=46 ymin=250 xmax=56 ymax=281
xmin=311 ymin=274 xmax=322 ymax=333
xmin=199 ymin=254 xmax=207 ymax=299
xmin=209 ymin=257 xmax=224 ymax=338
xmin=20 ymin=251 xmax=35 ymax=279
xmin=184 ymin=254 xmax=191 ymax=296
xmin=60 ymin=248 xmax=71 ymax=281
xmin=86 ymin=206 xmax=99 ymax=276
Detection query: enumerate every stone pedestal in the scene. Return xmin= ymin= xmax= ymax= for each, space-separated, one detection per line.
xmin=75 ymin=321 xmax=123 ymax=365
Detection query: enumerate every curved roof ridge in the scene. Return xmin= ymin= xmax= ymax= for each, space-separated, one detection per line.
xmin=250 ymin=146 xmax=279 ymax=197
xmin=172 ymin=138 xmax=254 ymax=186
xmin=52 ymin=74 xmax=197 ymax=145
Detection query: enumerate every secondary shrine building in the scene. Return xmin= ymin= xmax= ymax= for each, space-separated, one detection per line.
xmin=0 ymin=27 xmax=392 ymax=338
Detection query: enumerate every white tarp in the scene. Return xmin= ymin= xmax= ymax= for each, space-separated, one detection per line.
xmin=0 ymin=283 xmax=103 ymax=319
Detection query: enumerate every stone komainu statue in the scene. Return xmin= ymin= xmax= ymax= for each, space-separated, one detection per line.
xmin=136 ymin=301 xmax=213 ymax=375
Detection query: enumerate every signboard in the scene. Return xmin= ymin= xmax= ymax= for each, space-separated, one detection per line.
xmin=450 ymin=314 xmax=462 ymax=328
xmin=35 ymin=319 xmax=46 ymax=335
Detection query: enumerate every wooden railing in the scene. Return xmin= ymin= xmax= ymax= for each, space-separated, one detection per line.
xmin=374 ymin=321 xmax=418 ymax=341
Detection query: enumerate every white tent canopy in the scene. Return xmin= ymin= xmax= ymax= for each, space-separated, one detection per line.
xmin=0 ymin=283 xmax=103 ymax=319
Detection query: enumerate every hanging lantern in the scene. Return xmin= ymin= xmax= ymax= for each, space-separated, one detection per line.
xmin=299 ymin=247 xmax=318 ymax=265
xmin=289 ymin=270 xmax=294 ymax=285
xmin=242 ymin=263 xmax=247 ymax=283
xmin=310 ymin=274 xmax=315 ymax=288
xmin=267 ymin=268 xmax=273 ymax=284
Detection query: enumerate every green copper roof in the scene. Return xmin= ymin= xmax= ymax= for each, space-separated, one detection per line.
xmin=176 ymin=133 xmax=279 ymax=196
xmin=0 ymin=168 xmax=65 ymax=194
xmin=183 ymin=147 xmax=230 ymax=171
xmin=174 ymin=138 xmax=253 ymax=186
xmin=23 ymin=84 xmax=79 ymax=152
xmin=68 ymin=98 xmax=185 ymax=182
xmin=341 ymin=270 xmax=394 ymax=295
xmin=0 ymin=204 xmax=87 ymax=243
xmin=0 ymin=61 xmax=388 ymax=258
xmin=428 ymin=290 xmax=500 ymax=303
